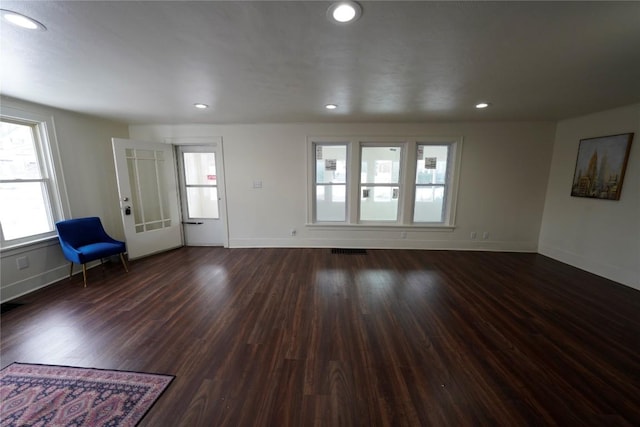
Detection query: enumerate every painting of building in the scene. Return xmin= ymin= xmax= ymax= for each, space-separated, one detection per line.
xmin=571 ymin=133 xmax=634 ymax=200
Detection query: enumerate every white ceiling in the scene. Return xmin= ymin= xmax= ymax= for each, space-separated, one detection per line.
xmin=1 ymin=1 xmax=639 ymax=124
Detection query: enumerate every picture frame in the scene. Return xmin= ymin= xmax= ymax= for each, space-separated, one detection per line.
xmin=571 ymin=133 xmax=634 ymax=200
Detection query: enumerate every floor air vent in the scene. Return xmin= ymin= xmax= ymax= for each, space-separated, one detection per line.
xmin=331 ymin=248 xmax=367 ymax=255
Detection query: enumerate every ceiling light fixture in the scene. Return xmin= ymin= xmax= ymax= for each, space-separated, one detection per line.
xmin=475 ymin=102 xmax=490 ymax=109
xmin=325 ymin=104 xmax=338 ymax=110
xmin=1 ymin=9 xmax=46 ymax=31
xmin=327 ymin=1 xmax=362 ymax=24
xmin=194 ymin=103 xmax=209 ymax=109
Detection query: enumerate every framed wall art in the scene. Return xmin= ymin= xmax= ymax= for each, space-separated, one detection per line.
xmin=571 ymin=133 xmax=634 ymax=200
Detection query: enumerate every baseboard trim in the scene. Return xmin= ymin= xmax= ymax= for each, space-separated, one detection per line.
xmin=538 ymin=244 xmax=639 ymax=291
xmin=227 ymin=238 xmax=538 ymax=253
xmin=0 ymin=260 xmax=102 ymax=303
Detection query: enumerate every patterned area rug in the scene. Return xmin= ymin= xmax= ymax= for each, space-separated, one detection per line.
xmin=0 ymin=363 xmax=174 ymax=426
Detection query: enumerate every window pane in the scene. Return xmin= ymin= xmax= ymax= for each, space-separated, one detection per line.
xmin=136 ymin=149 xmax=155 ymax=159
xmin=157 ymin=155 xmax=170 ymax=221
xmin=128 ymin=150 xmax=171 ymax=231
xmin=136 ymin=159 xmax=162 ymax=223
xmin=316 ymin=184 xmax=345 ymax=221
xmin=184 ymin=152 xmax=217 ymax=185
xmin=361 ymin=147 xmax=401 ymax=184
xmin=0 ymin=182 xmax=52 ymax=240
xmin=316 ymin=145 xmax=346 ymax=184
xmin=414 ymin=186 xmax=445 ymax=222
xmin=146 ymin=222 xmax=163 ymax=231
xmin=126 ymin=158 xmax=143 ymax=224
xmin=187 ymin=187 xmax=219 ymax=219
xmin=360 ymin=186 xmax=399 ymax=221
xmin=416 ymin=145 xmax=448 ymax=184
xmin=0 ymin=121 xmax=42 ymax=180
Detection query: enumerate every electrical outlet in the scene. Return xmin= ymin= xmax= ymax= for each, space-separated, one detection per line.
xmin=16 ymin=256 xmax=29 ymax=270
xmin=482 ymin=231 xmax=490 ymax=240
xmin=400 ymin=231 xmax=407 ymax=239
xmin=470 ymin=231 xmax=477 ymax=240
xmin=290 ymin=228 xmax=296 ymax=236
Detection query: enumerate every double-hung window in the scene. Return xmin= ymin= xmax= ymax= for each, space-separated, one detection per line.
xmin=414 ymin=144 xmax=450 ymax=223
xmin=359 ymin=144 xmax=403 ymax=222
xmin=313 ymin=144 xmax=347 ymax=222
xmin=0 ymin=107 xmax=68 ymax=247
xmin=309 ymin=137 xmax=462 ymax=228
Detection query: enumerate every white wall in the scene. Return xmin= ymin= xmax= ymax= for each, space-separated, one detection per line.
xmin=539 ymin=104 xmax=640 ymax=290
xmin=1 ymin=97 xmax=129 ymax=302
xmin=130 ymin=121 xmax=555 ymax=252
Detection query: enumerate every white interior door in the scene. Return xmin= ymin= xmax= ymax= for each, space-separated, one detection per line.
xmin=112 ymin=138 xmax=183 ymax=259
xmin=176 ymin=143 xmax=228 ymax=246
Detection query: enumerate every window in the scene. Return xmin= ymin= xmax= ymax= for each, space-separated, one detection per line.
xmin=313 ymin=144 xmax=347 ymax=222
xmin=309 ymin=137 xmax=462 ymax=228
xmin=0 ymin=107 xmax=68 ymax=247
xmin=360 ymin=145 xmax=402 ymax=222
xmin=182 ymin=151 xmax=219 ymax=219
xmin=414 ymin=144 xmax=450 ymax=223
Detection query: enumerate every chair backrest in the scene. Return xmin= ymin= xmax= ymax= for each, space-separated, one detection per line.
xmin=55 ymin=217 xmax=111 ymax=248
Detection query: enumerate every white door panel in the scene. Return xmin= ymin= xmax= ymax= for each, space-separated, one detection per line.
xmin=112 ymin=138 xmax=183 ymax=259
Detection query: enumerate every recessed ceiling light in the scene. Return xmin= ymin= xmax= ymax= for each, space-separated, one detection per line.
xmin=327 ymin=2 xmax=362 ymax=24
xmin=475 ymin=102 xmax=490 ymax=109
xmin=325 ymin=104 xmax=338 ymax=110
xmin=194 ymin=103 xmax=209 ymax=109
xmin=1 ymin=9 xmax=46 ymax=31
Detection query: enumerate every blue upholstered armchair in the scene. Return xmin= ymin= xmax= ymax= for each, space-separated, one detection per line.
xmin=55 ymin=217 xmax=128 ymax=287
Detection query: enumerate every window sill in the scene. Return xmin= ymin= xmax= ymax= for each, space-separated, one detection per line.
xmin=306 ymin=223 xmax=455 ymax=232
xmin=0 ymin=235 xmax=59 ymax=257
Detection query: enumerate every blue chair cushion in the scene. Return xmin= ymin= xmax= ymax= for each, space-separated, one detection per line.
xmin=76 ymin=242 xmax=126 ymax=263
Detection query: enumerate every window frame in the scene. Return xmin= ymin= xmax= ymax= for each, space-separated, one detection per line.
xmin=307 ymin=136 xmax=463 ymax=229
xmin=180 ymin=149 xmax=220 ymax=220
xmin=358 ymin=142 xmax=406 ymax=224
xmin=0 ymin=105 xmax=70 ymax=250
xmin=310 ymin=141 xmax=350 ymax=224
xmin=412 ymin=142 xmax=455 ymax=224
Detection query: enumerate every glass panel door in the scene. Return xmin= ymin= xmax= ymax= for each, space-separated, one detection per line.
xmin=176 ymin=143 xmax=227 ymax=247
xmin=112 ymin=138 xmax=183 ymax=259
xmin=124 ymin=148 xmax=172 ymax=233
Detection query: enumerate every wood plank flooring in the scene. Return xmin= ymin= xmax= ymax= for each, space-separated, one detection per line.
xmin=1 ymin=247 xmax=639 ymax=426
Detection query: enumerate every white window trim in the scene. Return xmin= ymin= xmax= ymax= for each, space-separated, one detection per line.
xmin=0 ymin=105 xmax=71 ymax=252
xmin=358 ymin=140 xmax=407 ymax=224
xmin=307 ymin=136 xmax=463 ymax=229
xmin=308 ymin=137 xmax=352 ymax=224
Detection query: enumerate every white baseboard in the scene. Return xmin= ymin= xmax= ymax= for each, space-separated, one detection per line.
xmin=0 ymin=260 xmax=102 ymax=303
xmin=538 ymin=244 xmax=639 ymax=291
xmin=228 ymin=237 xmax=538 ymax=253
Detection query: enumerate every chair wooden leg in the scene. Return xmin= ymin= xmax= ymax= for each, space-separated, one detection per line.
xmin=120 ymin=253 xmax=129 ymax=272
xmin=82 ymin=264 xmax=88 ymax=288
xmin=69 ymin=262 xmax=74 ymax=279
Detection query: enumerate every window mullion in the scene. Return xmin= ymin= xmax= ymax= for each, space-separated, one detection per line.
xmin=400 ymin=140 xmax=416 ymax=225
xmin=347 ymin=140 xmax=359 ymax=224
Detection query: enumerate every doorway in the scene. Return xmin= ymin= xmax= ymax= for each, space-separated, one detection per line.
xmin=174 ymin=141 xmax=228 ymax=247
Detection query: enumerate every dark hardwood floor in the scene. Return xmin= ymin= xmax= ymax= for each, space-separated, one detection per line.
xmin=1 ymin=247 xmax=639 ymax=426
